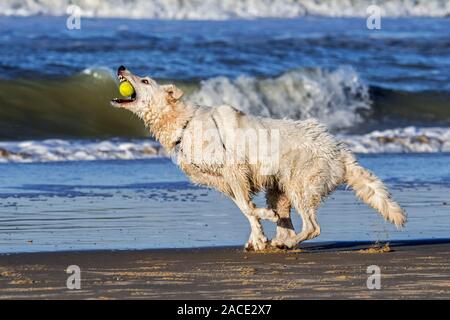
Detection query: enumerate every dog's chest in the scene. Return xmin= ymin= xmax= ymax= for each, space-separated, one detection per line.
xmin=178 ymin=160 xmax=223 ymax=179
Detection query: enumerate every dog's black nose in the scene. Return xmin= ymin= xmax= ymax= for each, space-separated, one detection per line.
xmin=118 ymin=65 xmax=126 ymax=72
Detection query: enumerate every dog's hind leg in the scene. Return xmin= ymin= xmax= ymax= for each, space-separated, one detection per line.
xmin=266 ymin=189 xmax=296 ymax=249
xmin=283 ymin=192 xmax=322 ymax=249
xmin=284 ymin=209 xmax=320 ymax=249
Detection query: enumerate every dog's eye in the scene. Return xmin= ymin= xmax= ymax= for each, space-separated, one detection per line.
xmin=141 ymin=79 xmax=149 ymax=84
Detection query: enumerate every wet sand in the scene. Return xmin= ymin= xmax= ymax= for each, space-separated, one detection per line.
xmin=0 ymin=239 xmax=448 ymax=299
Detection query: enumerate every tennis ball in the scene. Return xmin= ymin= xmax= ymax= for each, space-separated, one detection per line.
xmin=119 ymin=81 xmax=134 ymax=97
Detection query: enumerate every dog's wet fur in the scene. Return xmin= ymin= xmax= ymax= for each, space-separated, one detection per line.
xmin=111 ymin=66 xmax=406 ymax=251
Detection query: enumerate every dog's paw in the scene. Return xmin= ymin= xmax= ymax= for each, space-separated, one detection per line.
xmin=270 ymin=237 xmax=295 ymax=250
xmin=245 ymin=233 xmax=269 ymax=251
xmin=270 ymin=226 xmax=297 ymax=249
xmin=244 ymin=242 xmax=254 ymax=251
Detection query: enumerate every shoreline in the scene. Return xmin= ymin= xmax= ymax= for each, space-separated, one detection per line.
xmin=1 ymin=239 xmax=448 ymax=299
xmin=1 ymin=238 xmax=449 ymax=256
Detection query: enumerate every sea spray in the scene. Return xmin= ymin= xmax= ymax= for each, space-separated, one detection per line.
xmin=1 ymin=0 xmax=448 ymax=19
xmin=188 ymin=67 xmax=372 ymax=131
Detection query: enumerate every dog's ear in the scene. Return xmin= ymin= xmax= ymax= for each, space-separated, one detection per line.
xmin=163 ymin=84 xmax=184 ymax=103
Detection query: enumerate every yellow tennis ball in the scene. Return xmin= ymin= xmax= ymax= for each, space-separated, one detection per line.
xmin=119 ymin=81 xmax=134 ymax=97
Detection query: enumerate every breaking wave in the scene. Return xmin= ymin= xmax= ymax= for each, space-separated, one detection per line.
xmin=1 ymin=0 xmax=449 ymax=19
xmin=1 ymin=66 xmax=450 ymax=140
xmin=0 ymin=66 xmax=372 ymax=138
xmin=188 ymin=67 xmax=372 ymax=131
xmin=1 ymin=127 xmax=449 ymax=163
xmin=0 ymin=139 xmax=165 ymax=163
xmin=338 ymin=127 xmax=450 ymax=154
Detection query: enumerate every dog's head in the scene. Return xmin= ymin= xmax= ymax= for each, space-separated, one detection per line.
xmin=110 ymin=66 xmax=184 ymax=118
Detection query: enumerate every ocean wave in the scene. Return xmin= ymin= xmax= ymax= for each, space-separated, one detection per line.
xmin=1 ymin=66 xmax=449 ymax=140
xmin=1 ymin=127 xmax=449 ymax=163
xmin=1 ymin=0 xmax=449 ymax=19
xmin=0 ymin=66 xmax=372 ymax=138
xmin=189 ymin=67 xmax=372 ymax=131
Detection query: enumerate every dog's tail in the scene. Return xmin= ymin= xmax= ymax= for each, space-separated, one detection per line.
xmin=343 ymin=151 xmax=407 ymax=228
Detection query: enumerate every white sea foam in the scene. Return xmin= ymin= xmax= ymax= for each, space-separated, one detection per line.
xmin=0 ymin=139 xmax=165 ymax=163
xmin=1 ymin=127 xmax=449 ymax=163
xmin=81 ymin=67 xmax=115 ymax=80
xmin=1 ymin=0 xmax=448 ymax=19
xmin=338 ymin=127 xmax=450 ymax=154
xmin=188 ymin=67 xmax=372 ymax=131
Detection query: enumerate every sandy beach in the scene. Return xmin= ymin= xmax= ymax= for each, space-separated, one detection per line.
xmin=0 ymin=239 xmax=448 ymax=299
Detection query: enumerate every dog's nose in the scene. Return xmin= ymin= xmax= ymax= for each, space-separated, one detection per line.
xmin=118 ymin=65 xmax=126 ymax=73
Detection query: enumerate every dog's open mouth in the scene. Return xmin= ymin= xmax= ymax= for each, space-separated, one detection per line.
xmin=112 ymin=74 xmax=136 ymax=104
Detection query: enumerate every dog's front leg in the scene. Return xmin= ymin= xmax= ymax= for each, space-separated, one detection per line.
xmin=225 ymin=181 xmax=269 ymax=251
xmin=244 ymin=215 xmax=268 ymax=252
xmin=232 ymin=198 xmax=269 ymax=251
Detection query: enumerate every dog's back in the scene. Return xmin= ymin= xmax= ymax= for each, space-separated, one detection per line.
xmin=181 ymin=104 xmax=406 ymax=227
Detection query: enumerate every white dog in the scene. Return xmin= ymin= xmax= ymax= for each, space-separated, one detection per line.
xmin=111 ymin=66 xmax=407 ymax=251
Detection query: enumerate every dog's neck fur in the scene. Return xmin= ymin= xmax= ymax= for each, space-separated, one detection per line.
xmin=143 ymin=100 xmax=196 ymax=152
